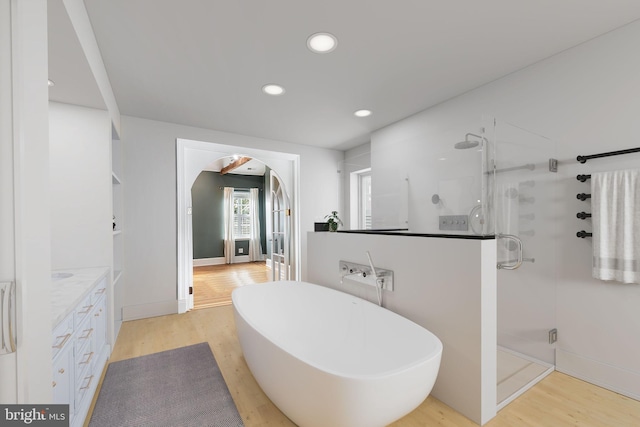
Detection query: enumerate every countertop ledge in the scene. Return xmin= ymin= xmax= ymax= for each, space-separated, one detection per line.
xmin=51 ymin=267 xmax=110 ymax=329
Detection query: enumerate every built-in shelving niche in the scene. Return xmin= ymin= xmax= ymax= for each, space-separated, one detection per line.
xmin=111 ymin=138 xmax=124 ymax=341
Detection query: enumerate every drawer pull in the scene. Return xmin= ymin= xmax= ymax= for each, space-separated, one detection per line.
xmin=77 ymin=304 xmax=94 ymax=315
xmin=58 ymin=368 xmax=65 ymax=374
xmin=52 ymin=333 xmax=71 ymax=349
xmin=80 ymin=375 xmax=94 ymax=390
xmin=78 ymin=328 xmax=93 ymax=340
xmin=52 ymin=381 xmax=56 ymax=388
xmin=80 ymin=351 xmax=94 ymax=365
xmin=95 ymin=288 xmax=106 ymax=295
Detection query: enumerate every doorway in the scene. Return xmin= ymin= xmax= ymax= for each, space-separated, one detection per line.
xmin=177 ymin=138 xmax=300 ymax=313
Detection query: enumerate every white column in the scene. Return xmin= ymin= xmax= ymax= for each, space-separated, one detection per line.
xmin=11 ymin=0 xmax=53 ymax=404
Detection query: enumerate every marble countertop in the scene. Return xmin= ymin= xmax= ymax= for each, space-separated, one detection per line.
xmin=51 ymin=267 xmax=110 ymax=328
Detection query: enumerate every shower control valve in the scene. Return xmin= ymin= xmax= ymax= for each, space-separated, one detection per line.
xmin=339 ymin=260 xmax=394 ymax=291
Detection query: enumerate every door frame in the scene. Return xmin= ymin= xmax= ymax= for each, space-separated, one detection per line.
xmin=176 ymin=138 xmax=300 ymax=313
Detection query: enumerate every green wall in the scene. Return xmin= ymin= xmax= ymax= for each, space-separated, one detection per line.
xmin=191 ymin=171 xmax=267 ymax=259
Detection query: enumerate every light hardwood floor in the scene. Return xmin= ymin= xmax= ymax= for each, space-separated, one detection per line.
xmin=193 ymin=262 xmax=271 ymax=309
xmin=85 ymin=306 xmax=640 ymax=427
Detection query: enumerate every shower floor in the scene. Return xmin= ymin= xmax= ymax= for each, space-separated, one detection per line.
xmin=497 ymin=347 xmax=554 ymax=409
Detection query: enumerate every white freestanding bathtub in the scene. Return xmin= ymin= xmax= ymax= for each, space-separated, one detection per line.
xmin=232 ymin=281 xmax=443 ymax=427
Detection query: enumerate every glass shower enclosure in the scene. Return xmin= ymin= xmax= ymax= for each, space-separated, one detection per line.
xmin=348 ymin=115 xmax=558 ymax=411
xmin=488 ymin=119 xmax=558 ymax=408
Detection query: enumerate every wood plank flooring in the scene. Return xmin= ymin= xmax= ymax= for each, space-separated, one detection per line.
xmin=193 ymin=262 xmax=270 ymax=309
xmin=85 ymin=305 xmax=640 ymax=427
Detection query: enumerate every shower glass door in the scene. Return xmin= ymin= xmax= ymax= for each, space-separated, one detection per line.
xmin=492 ymin=120 xmax=558 ymax=407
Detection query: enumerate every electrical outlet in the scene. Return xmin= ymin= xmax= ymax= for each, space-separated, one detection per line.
xmin=549 ymin=328 xmax=558 ymax=344
xmin=238 ymin=248 xmax=244 ymax=254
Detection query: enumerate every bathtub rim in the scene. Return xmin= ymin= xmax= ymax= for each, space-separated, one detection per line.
xmin=232 ymin=280 xmax=443 ymax=381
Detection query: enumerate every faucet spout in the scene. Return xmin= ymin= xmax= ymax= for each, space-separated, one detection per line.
xmin=366 ymin=251 xmax=384 ymax=307
xmin=365 ymin=251 xmax=377 ymax=280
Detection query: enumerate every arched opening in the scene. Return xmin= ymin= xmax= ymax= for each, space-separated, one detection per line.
xmin=177 ymin=138 xmax=300 ymax=312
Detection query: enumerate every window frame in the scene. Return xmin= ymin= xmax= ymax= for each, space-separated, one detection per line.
xmin=232 ymin=191 xmax=251 ymax=239
xmin=349 ymin=168 xmax=372 ymax=230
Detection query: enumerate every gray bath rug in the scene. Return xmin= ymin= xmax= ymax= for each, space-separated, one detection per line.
xmin=88 ymin=342 xmax=244 ymax=427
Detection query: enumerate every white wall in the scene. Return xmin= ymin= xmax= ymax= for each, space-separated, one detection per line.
xmin=307 ymin=232 xmax=497 ymax=425
xmin=370 ymin=19 xmax=640 ymax=398
xmin=49 ymin=102 xmax=112 ymax=270
xmin=120 ymin=115 xmax=343 ymax=317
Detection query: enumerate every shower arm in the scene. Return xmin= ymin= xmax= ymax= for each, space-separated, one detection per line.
xmin=496 ymin=234 xmax=523 ymax=270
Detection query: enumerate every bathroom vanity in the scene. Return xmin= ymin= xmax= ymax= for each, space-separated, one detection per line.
xmin=51 ymin=267 xmax=110 ymax=427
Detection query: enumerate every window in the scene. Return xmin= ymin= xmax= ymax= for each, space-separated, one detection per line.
xmin=350 ymin=168 xmax=372 ymax=230
xmin=359 ymin=172 xmax=372 ymax=229
xmin=233 ymin=192 xmax=251 ymax=238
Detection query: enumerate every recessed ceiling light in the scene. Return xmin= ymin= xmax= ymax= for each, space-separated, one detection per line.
xmin=354 ymin=109 xmax=372 ymax=117
xmin=262 ymin=84 xmax=285 ymax=96
xmin=48 ymin=79 xmax=55 ymax=87
xmin=307 ymin=32 xmax=338 ymax=54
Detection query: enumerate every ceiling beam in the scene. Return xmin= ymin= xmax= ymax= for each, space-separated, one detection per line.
xmin=220 ymin=157 xmax=252 ymax=175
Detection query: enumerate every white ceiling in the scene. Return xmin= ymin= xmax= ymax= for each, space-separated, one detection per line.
xmin=48 ymin=1 xmax=640 ymax=150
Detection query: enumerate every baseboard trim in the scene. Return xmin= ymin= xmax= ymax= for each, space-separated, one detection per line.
xmin=113 ymin=320 xmax=122 ymax=344
xmin=233 ymin=255 xmax=250 ymax=263
xmin=193 ymin=257 xmax=225 ymax=267
xmin=193 ymin=256 xmax=264 ymax=266
xmin=556 ymin=348 xmax=640 ymax=400
xmin=122 ymin=300 xmax=178 ymax=321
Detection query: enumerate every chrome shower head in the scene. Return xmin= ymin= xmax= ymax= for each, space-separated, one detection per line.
xmin=455 ymin=133 xmax=485 ymax=149
xmin=454 ymin=140 xmax=480 ymax=149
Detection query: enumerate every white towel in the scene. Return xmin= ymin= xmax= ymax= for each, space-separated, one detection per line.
xmin=591 ymin=169 xmax=640 ymax=284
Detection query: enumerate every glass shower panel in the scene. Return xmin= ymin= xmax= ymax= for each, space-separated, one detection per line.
xmin=367 ymin=122 xmax=489 ymax=234
xmin=493 ymin=121 xmax=557 ymax=366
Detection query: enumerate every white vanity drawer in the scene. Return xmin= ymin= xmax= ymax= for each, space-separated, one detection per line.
xmin=52 ymin=313 xmax=74 ymax=359
xmin=91 ymin=297 xmax=107 ymax=360
xmin=74 ymin=318 xmax=94 ymax=380
xmin=75 ymin=371 xmax=96 ymax=409
xmin=74 ymin=338 xmax=94 ymax=379
xmin=74 ymin=294 xmax=94 ymax=329
xmin=52 ymin=345 xmax=74 ymax=417
xmin=90 ymin=277 xmax=107 ymax=304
